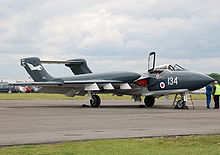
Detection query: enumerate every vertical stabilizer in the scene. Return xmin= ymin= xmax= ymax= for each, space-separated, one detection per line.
xmin=21 ymin=57 xmax=54 ymax=82
xmin=65 ymin=59 xmax=92 ymax=75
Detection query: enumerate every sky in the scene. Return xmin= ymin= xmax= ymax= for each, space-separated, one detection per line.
xmin=0 ymin=0 xmax=219 ymax=79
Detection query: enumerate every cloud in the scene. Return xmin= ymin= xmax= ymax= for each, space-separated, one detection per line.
xmin=0 ymin=0 xmax=220 ymax=78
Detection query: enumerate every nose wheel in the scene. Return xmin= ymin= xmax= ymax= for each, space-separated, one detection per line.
xmin=172 ymin=93 xmax=194 ymax=109
xmin=90 ymin=95 xmax=101 ymax=108
xmin=175 ymin=100 xmax=186 ymax=109
xmin=173 ymin=94 xmax=187 ymax=109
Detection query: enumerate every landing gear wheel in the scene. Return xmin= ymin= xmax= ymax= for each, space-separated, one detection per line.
xmin=175 ymin=100 xmax=186 ymax=109
xmin=90 ymin=95 xmax=101 ymax=108
xmin=144 ymin=96 xmax=155 ymax=107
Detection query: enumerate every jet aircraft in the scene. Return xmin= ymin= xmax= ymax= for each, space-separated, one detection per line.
xmin=9 ymin=52 xmax=214 ymax=108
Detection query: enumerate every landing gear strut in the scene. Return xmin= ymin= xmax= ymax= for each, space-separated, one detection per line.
xmin=90 ymin=95 xmax=101 ymax=108
xmin=172 ymin=93 xmax=194 ymax=109
xmin=144 ymin=96 xmax=155 ymax=107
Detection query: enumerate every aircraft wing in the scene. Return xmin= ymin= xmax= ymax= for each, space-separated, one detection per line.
xmin=8 ymin=79 xmax=136 ymax=97
xmin=8 ymin=79 xmax=128 ymax=92
xmin=64 ymin=80 xmax=122 ymax=84
xmin=8 ymin=79 xmax=122 ymax=86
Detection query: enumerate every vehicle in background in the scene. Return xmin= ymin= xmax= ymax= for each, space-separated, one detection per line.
xmin=1 ymin=80 xmax=38 ymax=93
xmin=0 ymin=85 xmax=20 ymax=93
xmin=18 ymin=86 xmax=33 ymax=93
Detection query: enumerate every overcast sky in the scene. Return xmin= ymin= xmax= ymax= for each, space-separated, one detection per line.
xmin=0 ymin=0 xmax=219 ymax=79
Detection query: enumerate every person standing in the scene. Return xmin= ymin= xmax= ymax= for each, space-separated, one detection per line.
xmin=206 ymin=84 xmax=212 ymax=109
xmin=212 ymin=81 xmax=220 ymax=109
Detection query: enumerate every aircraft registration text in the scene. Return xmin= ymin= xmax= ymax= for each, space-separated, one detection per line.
xmin=167 ymin=77 xmax=178 ymax=85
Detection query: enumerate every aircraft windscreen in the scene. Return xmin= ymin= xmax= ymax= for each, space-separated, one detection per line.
xmin=173 ymin=64 xmax=187 ymax=71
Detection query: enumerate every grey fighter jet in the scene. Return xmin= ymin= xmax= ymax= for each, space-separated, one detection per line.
xmin=10 ymin=52 xmax=214 ymax=108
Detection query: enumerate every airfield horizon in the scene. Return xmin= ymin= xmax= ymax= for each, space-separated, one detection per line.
xmin=0 ymin=93 xmax=207 ymax=100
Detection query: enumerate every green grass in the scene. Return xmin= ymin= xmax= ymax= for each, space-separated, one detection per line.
xmin=0 ymin=93 xmax=86 ymax=100
xmin=0 ymin=93 xmax=206 ymax=100
xmin=0 ymin=93 xmax=132 ymax=100
xmin=0 ymin=136 xmax=220 ymax=155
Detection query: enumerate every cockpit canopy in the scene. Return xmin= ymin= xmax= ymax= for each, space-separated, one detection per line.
xmin=152 ymin=64 xmax=187 ymax=73
xmin=147 ymin=52 xmax=187 ymax=74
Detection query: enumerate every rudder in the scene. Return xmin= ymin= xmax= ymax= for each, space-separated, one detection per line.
xmin=21 ymin=57 xmax=54 ymax=82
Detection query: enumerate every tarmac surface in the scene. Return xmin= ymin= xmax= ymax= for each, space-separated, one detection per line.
xmin=0 ymin=99 xmax=220 ymax=146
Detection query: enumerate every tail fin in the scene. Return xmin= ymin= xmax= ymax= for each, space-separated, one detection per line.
xmin=65 ymin=59 xmax=92 ymax=75
xmin=21 ymin=57 xmax=54 ymax=82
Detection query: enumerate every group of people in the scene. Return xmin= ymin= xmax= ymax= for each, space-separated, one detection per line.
xmin=206 ymin=81 xmax=220 ymax=109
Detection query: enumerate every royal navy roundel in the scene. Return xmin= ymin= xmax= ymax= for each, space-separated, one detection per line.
xmin=159 ymin=81 xmax=166 ymax=89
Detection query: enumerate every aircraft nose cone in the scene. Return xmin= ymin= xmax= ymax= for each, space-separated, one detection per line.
xmin=187 ymin=72 xmax=214 ymax=91
xmin=201 ymin=74 xmax=214 ymax=84
xmin=182 ymin=72 xmax=214 ymax=91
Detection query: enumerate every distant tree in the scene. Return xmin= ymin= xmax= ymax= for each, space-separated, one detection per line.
xmin=208 ymin=73 xmax=220 ymax=83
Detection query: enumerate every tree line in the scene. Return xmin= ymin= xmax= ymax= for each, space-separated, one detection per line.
xmin=208 ymin=73 xmax=220 ymax=83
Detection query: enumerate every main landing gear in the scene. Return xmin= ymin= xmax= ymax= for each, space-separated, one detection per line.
xmin=144 ymin=96 xmax=155 ymax=107
xmin=90 ymin=95 xmax=101 ymax=108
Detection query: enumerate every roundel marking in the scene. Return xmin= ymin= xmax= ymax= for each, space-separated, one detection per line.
xmin=159 ymin=81 xmax=166 ymax=89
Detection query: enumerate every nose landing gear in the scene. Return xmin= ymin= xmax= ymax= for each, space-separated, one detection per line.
xmin=172 ymin=93 xmax=194 ymax=109
xmin=175 ymin=99 xmax=186 ymax=109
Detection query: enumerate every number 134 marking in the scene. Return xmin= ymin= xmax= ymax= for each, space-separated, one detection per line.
xmin=168 ymin=77 xmax=178 ymax=85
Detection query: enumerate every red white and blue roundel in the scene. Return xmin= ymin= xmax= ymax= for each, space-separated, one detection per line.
xmin=159 ymin=81 xmax=166 ymax=89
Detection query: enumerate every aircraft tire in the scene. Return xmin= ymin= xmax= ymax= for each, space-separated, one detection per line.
xmin=90 ymin=95 xmax=101 ymax=108
xmin=175 ymin=100 xmax=186 ymax=109
xmin=144 ymin=96 xmax=155 ymax=107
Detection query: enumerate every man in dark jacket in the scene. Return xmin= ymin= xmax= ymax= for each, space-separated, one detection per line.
xmin=212 ymin=81 xmax=220 ymax=109
xmin=206 ymin=84 xmax=212 ymax=109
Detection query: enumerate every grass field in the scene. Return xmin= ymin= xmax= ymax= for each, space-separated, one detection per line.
xmin=0 ymin=135 xmax=219 ymax=155
xmin=0 ymin=93 xmax=131 ymax=100
xmin=0 ymin=93 xmax=206 ymax=100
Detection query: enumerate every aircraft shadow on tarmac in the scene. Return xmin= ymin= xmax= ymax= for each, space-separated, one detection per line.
xmin=98 ymin=105 xmax=172 ymax=109
xmin=6 ymin=104 xmax=174 ymax=110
